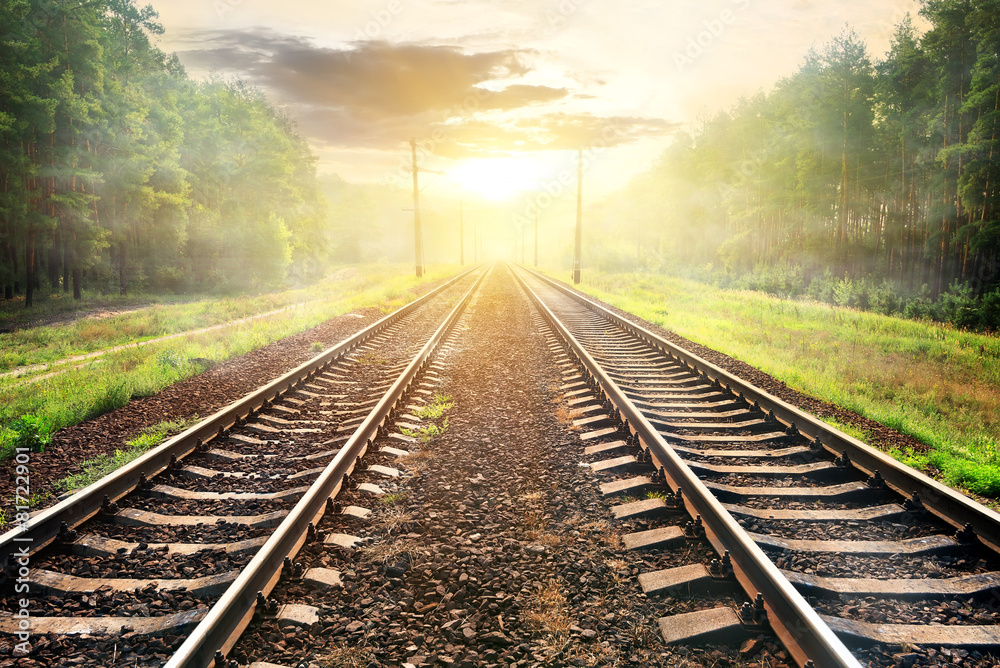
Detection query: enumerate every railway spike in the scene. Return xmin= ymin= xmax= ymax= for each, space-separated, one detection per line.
xmin=957 ymin=523 xmax=979 ymax=544
xmin=738 ymin=601 xmax=755 ymax=624
xmin=904 ymin=492 xmax=925 ymax=513
xmin=684 ymin=515 xmax=704 ymax=538
xmin=811 ymin=436 xmax=824 ymax=452
xmin=167 ymin=453 xmax=178 ymax=471
xmin=708 ymin=550 xmax=733 ymax=579
xmin=784 ymin=422 xmax=799 ymax=437
xmin=835 ymin=450 xmax=852 ymax=468
xmin=867 ymin=470 xmax=886 ymax=489
xmin=101 ymin=495 xmax=119 ymax=516
xmin=56 ymin=521 xmax=78 ymax=544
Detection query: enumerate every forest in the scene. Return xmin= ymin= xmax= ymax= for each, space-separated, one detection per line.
xmin=0 ymin=0 xmax=330 ymax=306
xmin=589 ymin=0 xmax=1000 ymax=330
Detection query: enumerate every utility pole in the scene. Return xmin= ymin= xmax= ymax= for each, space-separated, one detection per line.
xmin=573 ymin=147 xmax=583 ymax=284
xmin=410 ymin=138 xmax=423 ymax=278
xmin=534 ymin=208 xmax=538 ymax=267
xmin=460 ymin=200 xmax=464 ymax=266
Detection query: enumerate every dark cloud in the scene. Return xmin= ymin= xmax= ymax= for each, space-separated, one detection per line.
xmin=173 ymin=29 xmax=674 ymax=156
xmin=176 ymin=30 xmax=560 ymax=117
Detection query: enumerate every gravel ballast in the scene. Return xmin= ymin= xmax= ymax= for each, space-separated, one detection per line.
xmin=232 ymin=266 xmax=788 ymax=668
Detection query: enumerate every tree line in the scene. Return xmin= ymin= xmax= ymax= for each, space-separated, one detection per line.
xmin=0 ymin=0 xmax=329 ymax=307
xmin=594 ymin=0 xmax=1000 ymax=329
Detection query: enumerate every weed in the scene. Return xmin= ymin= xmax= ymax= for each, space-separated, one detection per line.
xmin=157 ymin=350 xmax=186 ymax=368
xmin=358 ymin=537 xmax=418 ymax=565
xmin=379 ymin=492 xmax=407 ymax=505
xmin=13 ymin=490 xmax=52 ymax=508
xmin=401 ymin=418 xmax=449 ymax=444
xmin=6 ymin=414 xmax=53 ymax=455
xmin=414 ymin=394 xmax=453 ymax=420
xmin=371 ymin=504 xmax=415 ymax=534
xmin=522 ymin=579 xmax=573 ymax=641
xmin=554 ymin=404 xmax=580 ymax=429
xmin=56 ymin=417 xmax=198 ymax=492
xmin=313 ymin=641 xmax=376 ymax=668
xmin=309 ymin=341 xmax=326 ymax=353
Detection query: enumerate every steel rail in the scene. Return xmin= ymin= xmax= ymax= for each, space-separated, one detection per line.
xmin=512 ymin=265 xmax=860 ymax=668
xmin=517 ymin=266 xmax=1000 ymax=553
xmin=0 ymin=265 xmax=482 ymax=572
xmin=164 ymin=265 xmax=491 ymax=668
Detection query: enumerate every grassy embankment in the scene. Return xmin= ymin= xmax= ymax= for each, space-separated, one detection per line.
xmin=0 ymin=264 xmax=463 ymax=460
xmin=560 ymin=271 xmax=1000 ymax=498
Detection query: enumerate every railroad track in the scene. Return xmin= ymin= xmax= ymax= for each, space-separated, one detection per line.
xmin=4 ymin=262 xmax=1000 ymax=668
xmin=0 ymin=265 xmax=488 ymax=667
xmin=513 ymin=265 xmax=1000 ymax=668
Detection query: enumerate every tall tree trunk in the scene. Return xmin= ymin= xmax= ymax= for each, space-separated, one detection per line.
xmin=62 ymin=234 xmax=69 ymax=293
xmin=118 ymin=240 xmax=127 ymax=295
xmin=24 ymin=234 xmax=35 ymax=308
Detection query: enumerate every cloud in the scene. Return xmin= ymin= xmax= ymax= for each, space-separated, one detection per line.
xmin=176 ymin=30 xmax=562 ymax=115
xmin=431 ymin=114 xmax=681 ymax=159
xmin=173 ymin=28 xmax=674 ymax=157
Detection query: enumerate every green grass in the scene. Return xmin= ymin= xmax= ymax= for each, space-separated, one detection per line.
xmin=0 ymin=264 xmax=463 ymax=461
xmin=0 ymin=264 xmax=458 ymax=374
xmin=379 ymin=492 xmax=408 ymax=505
xmin=414 ymin=393 xmax=454 ymax=420
xmin=55 ymin=417 xmax=200 ymax=493
xmin=401 ymin=418 xmax=449 ymax=444
xmin=402 ymin=394 xmax=454 ymax=444
xmin=558 ymin=270 xmax=1000 ymax=497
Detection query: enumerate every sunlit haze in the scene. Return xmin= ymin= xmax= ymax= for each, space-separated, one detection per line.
xmin=159 ymin=0 xmax=922 ymax=201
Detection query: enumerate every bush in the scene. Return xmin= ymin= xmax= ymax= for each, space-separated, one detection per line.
xmin=7 ymin=414 xmax=54 ymax=456
xmin=975 ymin=290 xmax=1000 ymax=331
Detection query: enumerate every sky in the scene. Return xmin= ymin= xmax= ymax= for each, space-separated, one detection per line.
xmin=157 ymin=0 xmax=923 ymax=201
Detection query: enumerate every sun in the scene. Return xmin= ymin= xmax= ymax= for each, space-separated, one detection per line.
xmin=447 ymin=155 xmax=550 ymax=201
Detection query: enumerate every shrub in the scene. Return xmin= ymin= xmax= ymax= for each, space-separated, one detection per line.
xmin=8 ymin=414 xmax=54 ymax=455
